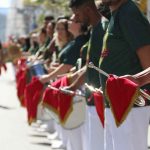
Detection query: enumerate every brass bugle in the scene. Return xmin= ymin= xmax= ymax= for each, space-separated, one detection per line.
xmin=88 ymin=62 xmax=150 ymax=106
xmin=88 ymin=62 xmax=109 ymax=77
xmin=85 ymin=83 xmax=103 ymax=93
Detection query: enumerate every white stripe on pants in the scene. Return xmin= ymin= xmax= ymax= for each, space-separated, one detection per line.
xmin=87 ymin=106 xmax=104 ymax=150
xmin=105 ymin=106 xmax=150 ymax=150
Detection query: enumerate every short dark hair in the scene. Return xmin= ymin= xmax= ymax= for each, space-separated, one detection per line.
xmin=69 ymin=0 xmax=94 ymax=8
xmin=97 ymin=2 xmax=111 ymax=20
xmin=44 ymin=15 xmax=54 ymax=21
xmin=57 ymin=16 xmax=70 ymax=21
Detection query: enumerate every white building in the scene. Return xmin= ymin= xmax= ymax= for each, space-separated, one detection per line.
xmin=5 ymin=0 xmax=26 ymax=40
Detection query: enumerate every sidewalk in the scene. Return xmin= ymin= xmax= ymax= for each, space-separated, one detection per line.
xmin=0 ymin=63 xmax=58 ymax=150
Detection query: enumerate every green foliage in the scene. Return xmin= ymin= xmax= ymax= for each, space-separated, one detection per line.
xmin=23 ymin=0 xmax=71 ymax=19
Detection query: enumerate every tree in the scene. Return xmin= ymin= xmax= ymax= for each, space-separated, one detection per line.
xmin=23 ymin=0 xmax=70 ymax=16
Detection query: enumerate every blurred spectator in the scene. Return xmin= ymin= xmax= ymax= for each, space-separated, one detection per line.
xmin=43 ymin=15 xmax=54 ymax=29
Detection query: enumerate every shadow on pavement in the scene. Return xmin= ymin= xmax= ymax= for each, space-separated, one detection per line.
xmin=30 ymin=142 xmax=51 ymax=147
xmin=29 ymin=134 xmax=47 ymax=138
xmin=0 ymin=105 xmax=14 ymax=110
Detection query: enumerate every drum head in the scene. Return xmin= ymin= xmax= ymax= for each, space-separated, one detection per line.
xmin=62 ymin=95 xmax=86 ymax=130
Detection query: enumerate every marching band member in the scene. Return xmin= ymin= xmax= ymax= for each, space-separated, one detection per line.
xmin=99 ymin=0 xmax=150 ymax=150
xmin=67 ymin=0 xmax=109 ymax=149
xmin=40 ymin=16 xmax=88 ymax=149
xmin=39 ymin=18 xmax=88 ymax=85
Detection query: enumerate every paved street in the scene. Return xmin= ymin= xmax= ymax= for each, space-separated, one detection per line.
xmin=0 ymin=63 xmax=54 ymax=150
xmin=0 ymin=63 xmax=150 ymax=150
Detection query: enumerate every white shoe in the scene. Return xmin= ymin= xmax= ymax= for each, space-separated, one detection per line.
xmin=36 ymin=123 xmax=49 ymax=132
xmin=31 ymin=120 xmax=43 ymax=128
xmin=51 ymin=140 xmax=66 ymax=149
xmin=47 ymin=132 xmax=59 ymax=140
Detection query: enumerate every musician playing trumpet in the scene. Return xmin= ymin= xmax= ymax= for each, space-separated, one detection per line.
xmin=99 ymin=0 xmax=150 ymax=150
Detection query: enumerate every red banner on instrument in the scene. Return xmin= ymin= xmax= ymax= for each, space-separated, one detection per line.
xmin=93 ymin=92 xmax=104 ymax=127
xmin=106 ymin=74 xmax=139 ymax=127
xmin=24 ymin=77 xmax=44 ymax=125
xmin=42 ymin=76 xmax=73 ymax=124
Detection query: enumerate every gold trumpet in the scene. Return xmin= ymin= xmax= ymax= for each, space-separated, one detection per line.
xmin=88 ymin=62 xmax=150 ymax=107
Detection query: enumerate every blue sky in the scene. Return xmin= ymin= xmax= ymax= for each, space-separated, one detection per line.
xmin=0 ymin=0 xmax=11 ymax=8
xmin=0 ymin=0 xmax=11 ymax=15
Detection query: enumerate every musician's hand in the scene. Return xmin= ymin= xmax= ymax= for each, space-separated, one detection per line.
xmin=119 ymin=75 xmax=139 ymax=86
xmin=39 ymin=74 xmax=50 ymax=84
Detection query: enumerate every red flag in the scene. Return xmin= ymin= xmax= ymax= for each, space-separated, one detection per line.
xmin=106 ymin=74 xmax=139 ymax=127
xmin=58 ymin=76 xmax=73 ymax=123
xmin=16 ymin=69 xmax=27 ymax=107
xmin=93 ymin=92 xmax=104 ymax=127
xmin=58 ymin=92 xmax=73 ymax=124
xmin=42 ymin=76 xmax=73 ymax=124
xmin=15 ymin=58 xmax=27 ymax=106
xmin=42 ymin=87 xmax=59 ymax=114
xmin=16 ymin=58 xmax=26 ymax=69
xmin=42 ymin=76 xmax=65 ymax=113
xmin=24 ymin=77 xmax=44 ymax=125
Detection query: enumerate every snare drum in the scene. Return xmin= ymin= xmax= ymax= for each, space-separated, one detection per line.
xmin=27 ymin=61 xmax=47 ymax=82
xmin=62 ymin=94 xmax=86 ymax=130
xmin=30 ymin=63 xmax=46 ymax=76
xmin=44 ymin=107 xmax=60 ymax=123
xmin=44 ymin=93 xmax=86 ymax=130
xmin=37 ymin=103 xmax=52 ymax=121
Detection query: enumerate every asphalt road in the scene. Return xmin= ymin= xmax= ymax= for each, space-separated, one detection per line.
xmin=0 ymin=63 xmax=55 ymax=150
xmin=0 ymin=63 xmax=150 ymax=150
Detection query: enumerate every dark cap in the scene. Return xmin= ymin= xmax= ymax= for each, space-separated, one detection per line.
xmin=69 ymin=0 xmax=94 ymax=8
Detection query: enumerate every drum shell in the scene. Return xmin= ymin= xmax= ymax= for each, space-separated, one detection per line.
xmin=26 ymin=63 xmax=47 ymax=83
xmin=62 ymin=95 xmax=86 ymax=130
xmin=37 ymin=104 xmax=52 ymax=121
xmin=44 ymin=95 xmax=86 ymax=130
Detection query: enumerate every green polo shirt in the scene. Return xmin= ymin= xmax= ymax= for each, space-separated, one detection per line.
xmin=58 ymin=35 xmax=88 ymax=66
xmin=99 ymin=0 xmax=150 ymax=107
xmin=29 ymin=42 xmax=39 ymax=55
xmin=34 ymin=37 xmax=51 ymax=57
xmin=85 ymin=21 xmax=105 ymax=105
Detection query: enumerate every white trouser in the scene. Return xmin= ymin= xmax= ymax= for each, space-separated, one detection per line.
xmin=66 ymin=125 xmax=84 ymax=150
xmin=105 ymin=106 xmax=150 ymax=150
xmin=54 ymin=122 xmax=62 ymax=140
xmin=46 ymin=119 xmax=55 ymax=133
xmin=87 ymin=106 xmax=104 ymax=150
xmin=81 ymin=106 xmax=89 ymax=150
xmin=55 ymin=117 xmax=84 ymax=149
